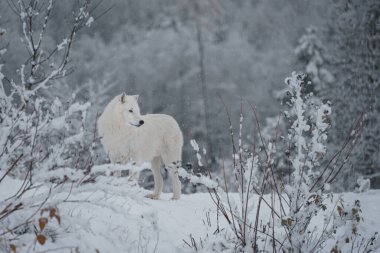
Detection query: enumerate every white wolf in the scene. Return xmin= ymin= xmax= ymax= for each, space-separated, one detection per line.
xmin=97 ymin=93 xmax=183 ymax=200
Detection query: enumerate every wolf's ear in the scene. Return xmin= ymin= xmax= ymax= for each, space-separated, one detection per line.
xmin=121 ymin=93 xmax=126 ymax=104
xmin=134 ymin=95 xmax=139 ymax=101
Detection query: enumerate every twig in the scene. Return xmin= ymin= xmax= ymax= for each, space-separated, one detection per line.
xmin=0 ymin=153 xmax=24 ymax=183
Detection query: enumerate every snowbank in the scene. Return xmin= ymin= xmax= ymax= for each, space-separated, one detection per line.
xmin=1 ymin=167 xmax=379 ymax=252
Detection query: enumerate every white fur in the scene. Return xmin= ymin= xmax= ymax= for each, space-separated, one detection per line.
xmin=97 ymin=93 xmax=183 ymax=199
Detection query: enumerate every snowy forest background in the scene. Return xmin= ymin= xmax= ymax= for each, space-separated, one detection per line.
xmin=1 ymin=0 xmax=380 ymax=252
xmin=1 ymin=0 xmax=379 ymax=190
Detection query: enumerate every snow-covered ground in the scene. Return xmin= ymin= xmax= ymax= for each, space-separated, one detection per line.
xmin=0 ymin=170 xmax=219 ymax=253
xmin=1 ymin=167 xmax=379 ymax=253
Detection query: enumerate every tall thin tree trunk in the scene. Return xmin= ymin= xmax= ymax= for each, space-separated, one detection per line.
xmin=196 ymin=21 xmax=213 ymax=164
xmin=178 ymin=44 xmax=187 ymax=132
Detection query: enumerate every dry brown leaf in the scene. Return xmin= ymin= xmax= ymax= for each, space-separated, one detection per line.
xmin=39 ymin=218 xmax=48 ymax=231
xmin=337 ymin=206 xmax=343 ymax=217
xmin=36 ymin=234 xmax=46 ymax=245
xmin=10 ymin=244 xmax=16 ymax=253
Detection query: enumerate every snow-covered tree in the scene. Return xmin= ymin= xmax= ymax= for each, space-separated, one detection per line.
xmin=295 ymin=27 xmax=334 ymax=94
xmin=326 ymin=0 xmax=380 ymax=189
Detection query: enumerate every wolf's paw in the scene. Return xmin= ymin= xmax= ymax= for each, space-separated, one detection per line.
xmin=170 ymin=195 xmax=180 ymax=200
xmin=145 ymin=193 xmax=160 ymax=200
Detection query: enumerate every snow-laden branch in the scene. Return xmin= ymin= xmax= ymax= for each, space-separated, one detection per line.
xmin=13 ymin=0 xmax=95 ymax=96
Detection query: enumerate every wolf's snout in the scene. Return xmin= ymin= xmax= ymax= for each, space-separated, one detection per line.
xmin=139 ymin=120 xmax=144 ymax=126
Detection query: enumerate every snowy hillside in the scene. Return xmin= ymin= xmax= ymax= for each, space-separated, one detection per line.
xmin=0 ymin=167 xmax=215 ymax=253
xmin=1 ymin=164 xmax=379 ymax=253
xmin=1 ymin=1 xmax=379 ymax=252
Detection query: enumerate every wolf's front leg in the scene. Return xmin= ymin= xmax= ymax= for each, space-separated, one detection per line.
xmin=145 ymin=157 xmax=163 ymax=200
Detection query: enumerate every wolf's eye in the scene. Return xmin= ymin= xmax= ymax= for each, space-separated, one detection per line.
xmin=129 ymin=109 xmax=133 ymax=113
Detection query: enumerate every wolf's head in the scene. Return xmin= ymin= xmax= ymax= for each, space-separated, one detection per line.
xmin=114 ymin=92 xmax=144 ymax=127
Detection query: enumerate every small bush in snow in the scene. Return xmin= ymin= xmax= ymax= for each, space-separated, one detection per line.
xmin=185 ymin=72 xmax=378 ymax=253
xmin=0 ymin=1 xmax=98 ymax=252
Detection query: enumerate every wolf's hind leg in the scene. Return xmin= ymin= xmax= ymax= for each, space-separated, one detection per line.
xmin=168 ymin=161 xmax=181 ymax=200
xmin=162 ymin=138 xmax=182 ymax=200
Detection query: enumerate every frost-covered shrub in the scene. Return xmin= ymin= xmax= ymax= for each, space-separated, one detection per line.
xmin=261 ymin=72 xmax=331 ymax=184
xmin=0 ymin=56 xmax=92 ymax=253
xmin=0 ymin=1 xmax=98 ymax=251
xmin=186 ymin=72 xmax=378 ymax=252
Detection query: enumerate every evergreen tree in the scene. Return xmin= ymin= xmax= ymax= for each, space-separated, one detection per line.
xmin=295 ymin=26 xmax=334 ymax=94
xmin=326 ymin=0 xmax=380 ymax=188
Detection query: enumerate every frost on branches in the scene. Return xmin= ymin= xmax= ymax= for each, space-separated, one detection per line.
xmin=186 ymin=72 xmax=379 ymax=253
xmin=0 ymin=63 xmax=93 ymax=252
xmin=0 ymin=0 xmax=101 ymax=252
xmin=283 ymin=72 xmax=332 ymax=252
